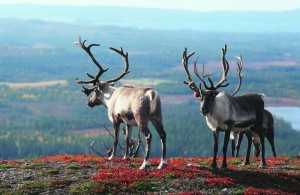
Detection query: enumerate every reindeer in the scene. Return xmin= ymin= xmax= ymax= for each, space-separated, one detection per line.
xmin=182 ymin=45 xmax=266 ymax=169
xmin=228 ymin=63 xmax=277 ymax=160
xmin=226 ymin=61 xmax=276 ymax=159
xmin=74 ymin=37 xmax=167 ymax=169
xmin=233 ymin=109 xmax=276 ymax=158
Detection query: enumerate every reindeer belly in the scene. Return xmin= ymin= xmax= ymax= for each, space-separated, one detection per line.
xmin=116 ymin=110 xmax=138 ymax=126
xmin=206 ymin=112 xmax=256 ymax=132
xmin=111 ymin=96 xmax=139 ymax=126
xmin=232 ymin=119 xmax=255 ymax=132
xmin=111 ymin=89 xmax=152 ymax=126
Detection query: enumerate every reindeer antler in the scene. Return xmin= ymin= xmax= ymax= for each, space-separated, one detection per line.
xmin=75 ymin=36 xmax=108 ymax=86
xmin=75 ymin=36 xmax=131 ymax=96
xmin=105 ymin=47 xmax=130 ymax=84
xmin=182 ymin=48 xmax=200 ymax=92
xmin=193 ymin=59 xmax=213 ymax=90
xmin=183 ymin=45 xmax=242 ymax=95
xmin=202 ymin=44 xmax=230 ymax=91
xmin=81 ymin=85 xmax=98 ymax=96
xmin=231 ymin=55 xmax=243 ymax=96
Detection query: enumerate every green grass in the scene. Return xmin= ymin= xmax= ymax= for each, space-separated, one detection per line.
xmin=68 ymin=181 xmax=103 ymax=194
xmin=0 ymin=164 xmax=15 ymax=169
xmin=20 ymin=162 xmax=45 ymax=169
xmin=41 ymin=169 xmax=60 ymax=176
xmin=16 ymin=181 xmax=52 ymax=194
xmin=66 ymin=164 xmax=81 ymax=170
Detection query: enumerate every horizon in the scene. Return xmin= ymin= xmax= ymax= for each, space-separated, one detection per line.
xmin=1 ymin=0 xmax=300 ymax=12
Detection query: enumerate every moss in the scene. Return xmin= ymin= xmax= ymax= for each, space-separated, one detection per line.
xmin=164 ymin=172 xmax=177 ymax=179
xmin=20 ymin=162 xmax=45 ymax=169
xmin=231 ymin=189 xmax=244 ymax=195
xmin=41 ymin=169 xmax=60 ymax=176
xmin=198 ymin=159 xmax=211 ymax=166
xmin=132 ymin=180 xmax=159 ymax=193
xmin=68 ymin=181 xmax=103 ymax=195
xmin=0 ymin=186 xmax=12 ymax=195
xmin=66 ymin=164 xmax=81 ymax=170
xmin=228 ymin=158 xmax=243 ymax=165
xmin=16 ymin=181 xmax=52 ymax=194
xmin=0 ymin=164 xmax=15 ymax=169
xmin=22 ymin=181 xmax=52 ymax=189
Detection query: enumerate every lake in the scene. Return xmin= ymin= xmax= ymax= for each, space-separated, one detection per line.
xmin=266 ymin=107 xmax=300 ymax=131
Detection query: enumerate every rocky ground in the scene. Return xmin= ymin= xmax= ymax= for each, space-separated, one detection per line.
xmin=0 ymin=155 xmax=299 ymax=194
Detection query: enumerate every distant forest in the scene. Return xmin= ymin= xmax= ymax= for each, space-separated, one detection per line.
xmin=0 ymin=19 xmax=300 ymax=159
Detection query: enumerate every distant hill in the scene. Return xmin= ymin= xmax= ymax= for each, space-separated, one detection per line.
xmin=1 ymin=4 xmax=300 ymax=32
xmin=0 ymin=14 xmax=299 ymax=162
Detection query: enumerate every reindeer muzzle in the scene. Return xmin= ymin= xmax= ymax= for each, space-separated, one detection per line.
xmin=86 ymin=100 xmax=95 ymax=108
xmin=200 ymin=108 xmax=209 ymax=116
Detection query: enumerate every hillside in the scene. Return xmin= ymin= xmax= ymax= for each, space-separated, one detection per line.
xmin=0 ymin=155 xmax=299 ymax=194
xmin=0 ymin=18 xmax=300 ymax=160
xmin=1 ymin=5 xmax=300 ymax=32
xmin=0 ymin=6 xmax=300 ymax=195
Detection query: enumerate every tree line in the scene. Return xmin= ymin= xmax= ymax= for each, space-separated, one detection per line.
xmin=1 ymin=99 xmax=299 ymax=160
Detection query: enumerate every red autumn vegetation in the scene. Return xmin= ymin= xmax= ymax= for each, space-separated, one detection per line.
xmin=0 ymin=155 xmax=299 ymax=194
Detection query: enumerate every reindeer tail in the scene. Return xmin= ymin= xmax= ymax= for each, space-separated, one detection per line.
xmin=258 ymin=93 xmax=266 ymax=100
xmin=145 ymin=89 xmax=162 ymax=117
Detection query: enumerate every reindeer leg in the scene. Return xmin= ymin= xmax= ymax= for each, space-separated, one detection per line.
xmin=254 ymin=139 xmax=261 ymax=157
xmin=123 ymin=124 xmax=132 ymax=159
xmin=242 ymin=131 xmax=252 ymax=165
xmin=268 ymin=136 xmax=277 ymax=158
xmin=236 ymin=132 xmax=244 ymax=157
xmin=266 ymin=126 xmax=277 ymax=157
xmin=108 ymin=122 xmax=120 ymax=160
xmin=221 ymin=130 xmax=230 ymax=170
xmin=245 ymin=129 xmax=259 ymax=157
xmin=151 ymin=119 xmax=167 ymax=169
xmin=259 ymin=135 xmax=266 ymax=168
xmin=139 ymin=126 xmax=152 ymax=170
xmin=210 ymin=130 xmax=219 ymax=170
xmin=231 ymin=132 xmax=236 ymax=157
xmin=256 ymin=110 xmax=266 ymax=168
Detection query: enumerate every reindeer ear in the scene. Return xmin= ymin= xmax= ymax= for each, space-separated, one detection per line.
xmin=96 ymin=83 xmax=102 ymax=90
xmin=213 ymin=91 xmax=219 ymax=97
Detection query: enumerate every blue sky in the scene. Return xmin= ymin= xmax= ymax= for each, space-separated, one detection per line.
xmin=1 ymin=0 xmax=300 ymax=11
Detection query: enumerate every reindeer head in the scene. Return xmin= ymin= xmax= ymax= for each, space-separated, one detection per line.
xmin=182 ymin=45 xmax=243 ymax=116
xmin=74 ymin=36 xmax=130 ymax=108
xmin=85 ymin=84 xmax=102 ymax=108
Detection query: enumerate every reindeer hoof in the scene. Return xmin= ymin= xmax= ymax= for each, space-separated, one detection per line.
xmin=210 ymin=164 xmax=218 ymax=170
xmin=108 ymin=155 xmax=113 ymax=160
xmin=221 ymin=167 xmax=228 ymax=171
xmin=139 ymin=160 xmax=150 ymax=170
xmin=157 ymin=160 xmax=168 ymax=169
xmin=221 ymin=164 xmax=228 ymax=171
xmin=139 ymin=164 xmax=150 ymax=170
xmin=123 ymin=156 xmax=129 ymax=160
xmin=241 ymin=161 xmax=250 ymax=166
xmin=258 ymin=164 xmax=266 ymax=169
xmin=258 ymin=160 xmax=267 ymax=169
